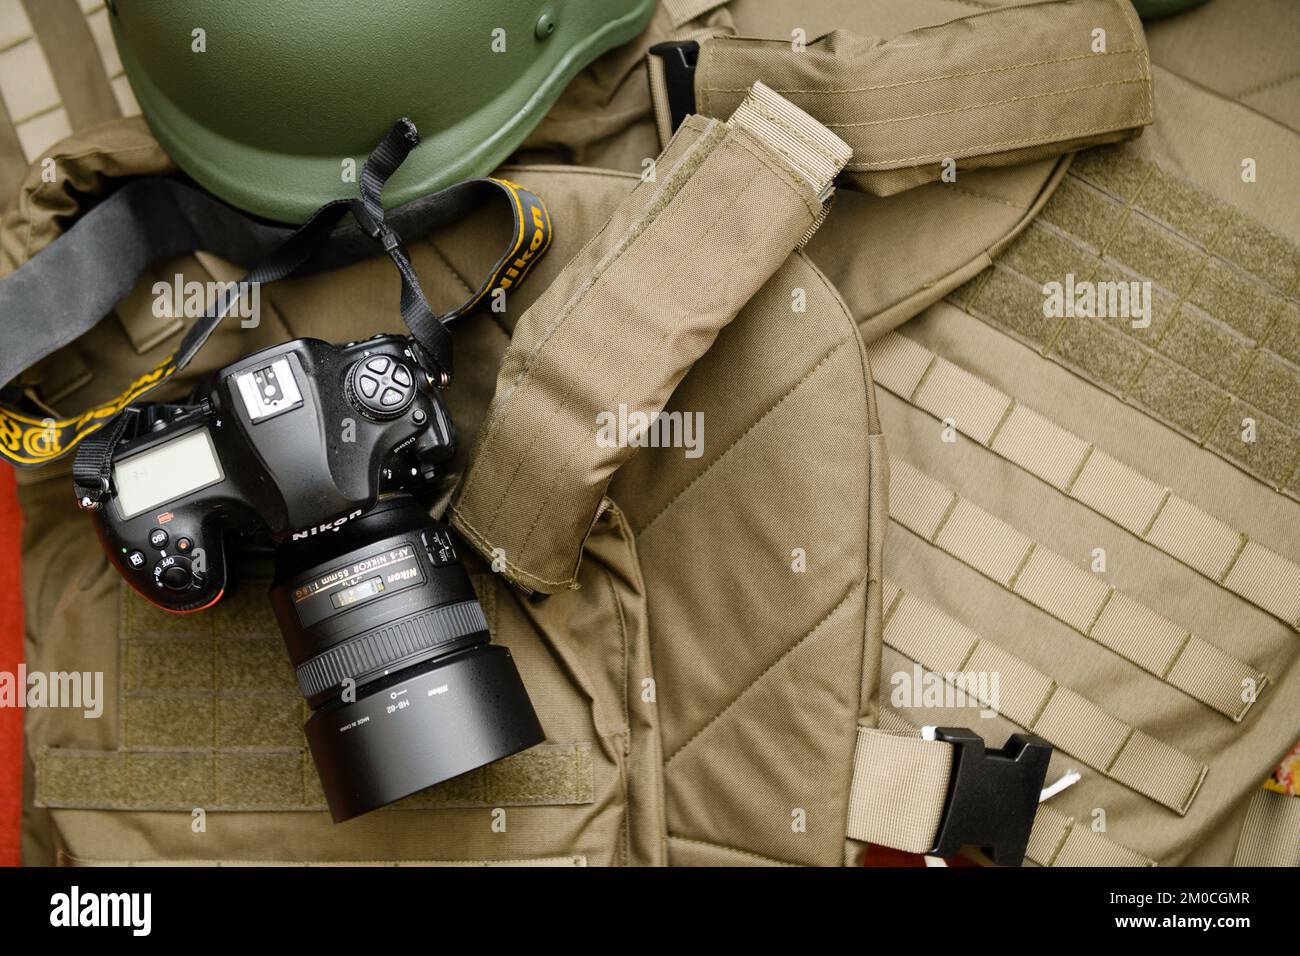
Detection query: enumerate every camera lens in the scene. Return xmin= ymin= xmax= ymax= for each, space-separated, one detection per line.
xmin=268 ymin=496 xmax=544 ymax=822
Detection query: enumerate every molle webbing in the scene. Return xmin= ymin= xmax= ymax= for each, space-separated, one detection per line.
xmin=451 ymin=82 xmax=850 ymax=594
xmin=849 ymin=709 xmax=1157 ymax=866
xmin=868 ymin=331 xmax=1300 ymax=630
xmin=685 ymin=0 xmax=1152 ymax=195
xmin=0 ymin=0 xmax=140 ymax=173
xmin=887 ymin=456 xmax=1267 ymax=723
xmin=1026 ymin=802 xmax=1156 ymax=867
xmin=882 ymin=580 xmax=1208 ymax=815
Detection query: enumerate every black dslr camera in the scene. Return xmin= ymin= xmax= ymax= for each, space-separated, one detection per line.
xmin=90 ymin=333 xmax=544 ymax=821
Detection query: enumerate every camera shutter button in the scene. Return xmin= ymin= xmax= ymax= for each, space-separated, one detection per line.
xmin=156 ymin=555 xmax=195 ymax=590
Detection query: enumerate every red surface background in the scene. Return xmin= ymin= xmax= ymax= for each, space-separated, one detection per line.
xmin=0 ymin=465 xmax=20 ymax=866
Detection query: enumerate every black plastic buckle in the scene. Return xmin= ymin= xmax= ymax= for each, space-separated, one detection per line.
xmin=349 ymin=199 xmax=400 ymax=253
xmin=929 ymin=728 xmax=1053 ymax=866
xmin=648 ymin=40 xmax=700 ymax=134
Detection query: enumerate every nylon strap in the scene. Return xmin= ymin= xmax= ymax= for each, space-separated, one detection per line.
xmin=0 ymin=124 xmax=550 ymax=470
xmin=1026 ymin=802 xmax=1156 ymax=867
xmin=847 ymin=725 xmax=953 ymax=855
xmin=849 ymin=709 xmax=1157 ymax=865
xmin=350 ymin=119 xmax=453 ymax=380
xmin=68 ymin=119 xmax=436 ymax=503
xmin=68 ymin=193 xmax=356 ymax=501
xmin=69 ymin=406 xmax=141 ymax=504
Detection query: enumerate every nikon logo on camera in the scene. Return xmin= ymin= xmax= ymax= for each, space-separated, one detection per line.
xmin=292 ymin=509 xmax=364 ymax=541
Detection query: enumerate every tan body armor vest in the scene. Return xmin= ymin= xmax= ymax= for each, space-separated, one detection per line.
xmin=5 ymin=0 xmax=1297 ymax=867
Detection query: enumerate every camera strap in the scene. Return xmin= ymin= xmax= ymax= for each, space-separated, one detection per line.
xmin=0 ymin=119 xmax=551 ymax=479
xmin=350 ymin=119 xmax=454 ymax=383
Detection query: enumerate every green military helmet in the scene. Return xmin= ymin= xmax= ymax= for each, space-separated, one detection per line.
xmin=109 ymin=0 xmax=655 ymax=223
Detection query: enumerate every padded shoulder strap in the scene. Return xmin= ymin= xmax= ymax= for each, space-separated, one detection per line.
xmin=652 ymin=0 xmax=1152 ymax=195
xmin=451 ymin=81 xmax=849 ymax=595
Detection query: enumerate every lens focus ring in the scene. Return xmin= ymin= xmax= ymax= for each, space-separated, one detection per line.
xmin=295 ymin=599 xmax=488 ymax=702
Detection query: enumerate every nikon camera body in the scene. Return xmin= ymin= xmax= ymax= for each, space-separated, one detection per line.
xmin=88 ymin=334 xmax=544 ymax=821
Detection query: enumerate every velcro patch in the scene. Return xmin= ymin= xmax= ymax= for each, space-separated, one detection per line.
xmin=34 ymin=583 xmax=593 ymax=812
xmin=954 ymin=144 xmax=1300 ymax=499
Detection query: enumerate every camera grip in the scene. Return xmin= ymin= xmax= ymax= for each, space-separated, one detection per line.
xmin=93 ymin=508 xmax=229 ymax=614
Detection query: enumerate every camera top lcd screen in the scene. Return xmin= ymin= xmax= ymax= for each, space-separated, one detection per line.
xmin=113 ymin=428 xmax=225 ymax=520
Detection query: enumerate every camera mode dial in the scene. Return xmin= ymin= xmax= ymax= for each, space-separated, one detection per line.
xmin=345 ymin=355 xmax=417 ymax=421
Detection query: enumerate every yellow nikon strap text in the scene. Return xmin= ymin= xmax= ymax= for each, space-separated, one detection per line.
xmin=446 ymin=177 xmax=552 ymax=320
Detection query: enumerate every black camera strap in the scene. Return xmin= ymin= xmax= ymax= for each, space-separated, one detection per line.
xmin=67 ymin=192 xmax=352 ymax=503
xmin=0 ymin=118 xmax=551 ymax=482
xmin=350 ymin=119 xmax=453 ymax=383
